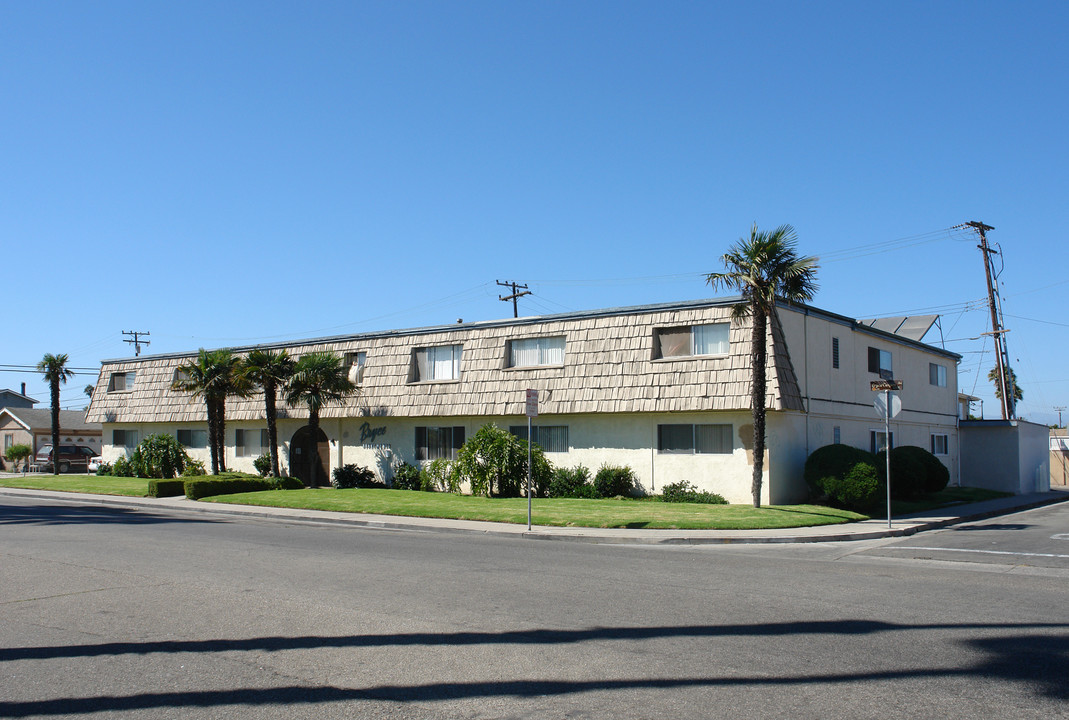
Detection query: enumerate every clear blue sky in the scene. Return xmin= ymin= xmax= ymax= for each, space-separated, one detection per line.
xmin=3 ymin=1 xmax=1066 ymax=424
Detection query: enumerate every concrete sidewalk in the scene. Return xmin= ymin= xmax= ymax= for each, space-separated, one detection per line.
xmin=2 ymin=483 xmax=1067 ymax=544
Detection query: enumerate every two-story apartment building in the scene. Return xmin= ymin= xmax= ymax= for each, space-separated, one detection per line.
xmin=85 ymin=298 xmax=960 ymax=504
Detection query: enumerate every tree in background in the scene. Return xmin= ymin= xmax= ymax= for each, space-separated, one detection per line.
xmin=242 ymin=349 xmax=295 ymax=478
xmin=988 ymin=366 xmax=1023 ymax=403
xmin=706 ymin=223 xmax=819 ymax=508
xmin=37 ymin=353 xmax=75 ymax=475
xmin=285 ymin=352 xmax=356 ymax=488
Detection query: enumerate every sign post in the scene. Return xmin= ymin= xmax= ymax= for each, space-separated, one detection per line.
xmin=525 ymin=389 xmax=538 ymax=530
xmin=871 ymin=379 xmax=903 ymax=529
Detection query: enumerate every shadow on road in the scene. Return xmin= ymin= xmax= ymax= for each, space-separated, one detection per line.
xmin=1 ymin=620 xmax=1065 ymax=715
xmin=0 ymin=503 xmax=224 ymax=527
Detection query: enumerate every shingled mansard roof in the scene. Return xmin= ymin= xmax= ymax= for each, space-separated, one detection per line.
xmin=85 ymin=297 xmax=941 ymax=426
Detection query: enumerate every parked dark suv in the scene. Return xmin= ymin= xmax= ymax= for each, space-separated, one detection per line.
xmin=34 ymin=445 xmax=98 ymax=473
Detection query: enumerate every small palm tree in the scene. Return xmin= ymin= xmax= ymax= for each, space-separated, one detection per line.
xmin=37 ymin=353 xmax=75 ymax=475
xmin=988 ymin=365 xmax=1023 ymax=415
xmin=242 ymin=349 xmax=295 ymax=478
xmin=285 ymin=352 xmax=356 ymax=488
xmin=706 ymin=223 xmax=818 ymax=507
xmin=172 ymin=349 xmax=251 ymax=474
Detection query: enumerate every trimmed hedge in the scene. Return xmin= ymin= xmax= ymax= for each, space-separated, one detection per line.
xmin=877 ymin=446 xmax=947 ymax=500
xmin=821 ymin=463 xmax=880 ymax=511
xmin=548 ymin=465 xmax=597 ymax=499
xmin=805 ymin=444 xmax=882 ymax=511
xmin=184 ymin=473 xmax=303 ymax=500
xmin=593 ymin=464 xmax=638 ymax=498
xmin=148 ymin=479 xmax=186 ymax=498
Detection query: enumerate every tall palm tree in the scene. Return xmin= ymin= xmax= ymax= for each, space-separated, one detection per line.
xmin=37 ymin=353 xmax=75 ymax=475
xmin=285 ymin=352 xmax=356 ymax=488
xmin=242 ymin=349 xmax=295 ymax=478
xmin=706 ymin=223 xmax=818 ymax=508
xmin=172 ymin=349 xmax=251 ymax=474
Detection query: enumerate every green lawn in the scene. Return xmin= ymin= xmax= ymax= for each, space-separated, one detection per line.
xmin=0 ymin=475 xmax=1016 ymax=530
xmin=0 ymin=473 xmax=148 ymax=496
xmin=204 ymin=488 xmax=866 ymax=529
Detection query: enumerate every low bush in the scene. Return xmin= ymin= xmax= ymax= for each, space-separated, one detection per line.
xmin=110 ymin=455 xmax=135 ymax=478
xmin=270 ymin=476 xmax=304 ymax=490
xmin=821 ymin=463 xmax=881 ymax=511
xmin=331 ymin=464 xmax=382 ymax=489
xmin=148 ymin=479 xmax=186 ymax=498
xmin=95 ymin=461 xmax=113 ymax=476
xmin=391 ymin=461 xmax=422 ymax=490
xmin=894 ymin=445 xmax=949 ymax=495
xmin=420 ymin=458 xmax=460 ymax=493
xmin=548 ymin=465 xmax=596 ymax=498
xmin=181 ymin=459 xmax=207 ymax=477
xmin=131 ymin=434 xmax=189 ymax=479
xmin=804 ymin=444 xmax=878 ymax=497
xmin=253 ymin=454 xmax=272 ymax=478
xmin=184 ymin=474 xmax=275 ymax=500
xmin=660 ymin=480 xmax=727 ymax=505
xmin=593 ymin=464 xmax=637 ymax=498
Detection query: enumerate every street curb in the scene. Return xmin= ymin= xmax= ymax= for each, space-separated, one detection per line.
xmin=1 ymin=487 xmax=1066 ymax=545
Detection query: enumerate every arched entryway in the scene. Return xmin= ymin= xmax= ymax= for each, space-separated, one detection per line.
xmin=289 ymin=426 xmax=330 ymax=487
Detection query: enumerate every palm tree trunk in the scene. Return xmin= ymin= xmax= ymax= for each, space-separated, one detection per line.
xmin=206 ymin=401 xmax=220 ymax=475
xmin=50 ymin=378 xmax=60 ymax=475
xmin=216 ymin=397 xmax=228 ymax=473
xmin=750 ymin=309 xmax=768 ymax=508
xmin=309 ymin=409 xmax=320 ymax=488
xmin=264 ymin=381 xmax=280 ymax=478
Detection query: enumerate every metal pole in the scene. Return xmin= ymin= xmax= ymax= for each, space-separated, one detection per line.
xmin=527 ymin=415 xmax=532 ymax=531
xmin=885 ymin=389 xmax=892 ymax=530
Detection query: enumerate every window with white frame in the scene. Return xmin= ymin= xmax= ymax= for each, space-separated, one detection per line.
xmin=657 ymin=424 xmax=733 ymax=454
xmin=345 ymin=351 xmax=367 ymax=385
xmin=108 ymin=371 xmax=136 ymax=392
xmin=509 ymin=425 xmax=569 ymax=453
xmin=4 ymin=433 xmax=13 ymax=450
xmin=509 ymin=336 xmax=565 ymax=368
xmin=654 ymin=323 xmax=730 ymax=359
xmin=931 ymin=434 xmax=949 ymax=455
xmin=929 ymin=363 xmax=947 ymax=387
xmin=177 ymin=428 xmax=208 ymax=449
xmin=410 ymin=345 xmax=462 ymax=382
xmin=870 ymin=430 xmax=894 ymax=454
xmin=415 ymin=426 xmax=465 ymax=461
xmin=236 ymin=429 xmax=269 ymax=457
xmin=867 ymin=347 xmax=892 ymax=376
xmin=113 ymin=429 xmax=138 ymax=448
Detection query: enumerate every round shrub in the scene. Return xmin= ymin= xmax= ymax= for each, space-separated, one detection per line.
xmin=253 ymin=454 xmax=272 ymax=478
xmin=593 ymin=464 xmax=637 ymax=498
xmin=821 ymin=463 xmax=881 ymax=511
xmin=331 ymin=464 xmax=380 ymax=489
xmin=894 ymin=445 xmax=950 ymax=495
xmin=549 ymin=465 xmax=593 ymax=498
xmin=391 ymin=461 xmax=422 ymax=490
xmin=805 ymin=444 xmax=879 ymax=497
xmin=131 ymin=433 xmax=190 ymax=479
xmin=876 ymin=447 xmax=927 ymax=500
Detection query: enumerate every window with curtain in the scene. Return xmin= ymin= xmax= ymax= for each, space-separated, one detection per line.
xmin=657 ymin=424 xmax=732 ymax=454
xmin=655 ymin=323 xmax=729 ymax=358
xmin=509 ymin=425 xmax=569 ymax=452
xmin=415 ymin=426 xmax=465 ymax=461
xmin=509 ymin=336 xmax=565 ymax=368
xmin=177 ymin=429 xmax=207 ymax=449
xmin=411 ymin=345 xmax=463 ymax=382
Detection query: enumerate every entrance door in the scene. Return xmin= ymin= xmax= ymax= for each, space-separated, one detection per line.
xmin=289 ymin=426 xmax=330 ymax=487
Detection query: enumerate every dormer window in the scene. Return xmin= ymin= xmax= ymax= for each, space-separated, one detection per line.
xmin=108 ymin=371 xmax=136 ymax=392
xmin=654 ymin=323 xmax=729 ymax=359
xmin=345 ymin=352 xmax=367 ymax=385
xmin=410 ymin=345 xmax=462 ymax=382
xmin=509 ymin=336 xmax=565 ymax=368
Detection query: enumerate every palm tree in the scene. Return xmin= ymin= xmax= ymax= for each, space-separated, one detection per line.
xmin=172 ymin=349 xmax=251 ymax=474
xmin=37 ymin=353 xmax=75 ymax=475
xmin=285 ymin=352 xmax=356 ymax=488
xmin=242 ymin=349 xmax=295 ymax=478
xmin=988 ymin=366 xmax=1023 ymax=404
xmin=706 ymin=223 xmax=818 ymax=508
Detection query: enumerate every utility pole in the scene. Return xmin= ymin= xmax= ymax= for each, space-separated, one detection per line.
xmin=957 ymin=221 xmax=1015 ymax=419
xmin=496 ymin=280 xmax=531 ymax=318
xmin=1056 ymin=406 xmax=1066 ymax=428
xmin=123 ymin=330 xmax=151 ymax=356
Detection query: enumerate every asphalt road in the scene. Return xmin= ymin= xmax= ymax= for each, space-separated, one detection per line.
xmin=1 ymin=496 xmax=1066 ymax=719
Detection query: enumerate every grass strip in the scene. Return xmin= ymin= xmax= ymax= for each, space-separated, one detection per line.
xmin=0 ymin=474 xmax=147 ymax=497
xmin=203 ymin=488 xmax=867 ymax=530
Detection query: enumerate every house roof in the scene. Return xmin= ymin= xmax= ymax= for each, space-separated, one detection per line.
xmin=84 ymin=297 xmax=957 ymax=425
xmin=0 ymin=388 xmax=39 ymax=405
xmin=0 ymin=407 xmax=101 ymax=433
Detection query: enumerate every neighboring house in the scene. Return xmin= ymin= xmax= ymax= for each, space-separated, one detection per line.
xmin=85 ymin=297 xmax=962 ymax=503
xmin=0 ymin=407 xmax=103 ymax=466
xmin=1051 ymin=429 xmax=1068 ymax=488
xmin=0 ymin=386 xmax=38 ymax=410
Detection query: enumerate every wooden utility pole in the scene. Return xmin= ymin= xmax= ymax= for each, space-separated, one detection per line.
xmin=496 ymin=280 xmax=531 ymax=318
xmin=122 ymin=330 xmax=151 ymax=356
xmin=961 ymin=221 xmax=1015 ymax=419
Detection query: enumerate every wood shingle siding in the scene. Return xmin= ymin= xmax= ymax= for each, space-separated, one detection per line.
xmin=86 ymin=299 xmax=804 ymax=425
